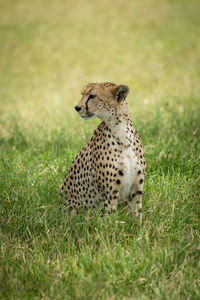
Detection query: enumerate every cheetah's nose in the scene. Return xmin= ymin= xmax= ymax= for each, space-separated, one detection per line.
xmin=74 ymin=105 xmax=81 ymax=112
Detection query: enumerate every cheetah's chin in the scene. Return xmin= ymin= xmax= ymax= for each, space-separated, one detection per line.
xmin=80 ymin=114 xmax=96 ymax=120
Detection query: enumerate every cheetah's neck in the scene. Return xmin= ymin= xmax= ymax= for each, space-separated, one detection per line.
xmin=104 ymin=113 xmax=136 ymax=148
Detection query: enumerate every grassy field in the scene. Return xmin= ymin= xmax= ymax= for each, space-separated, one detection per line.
xmin=0 ymin=0 xmax=200 ymax=299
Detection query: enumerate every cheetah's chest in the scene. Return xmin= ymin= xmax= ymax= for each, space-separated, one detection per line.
xmin=119 ymin=147 xmax=138 ymax=201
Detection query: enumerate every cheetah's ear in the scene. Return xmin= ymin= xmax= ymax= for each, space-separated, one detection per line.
xmin=114 ymin=85 xmax=129 ymax=102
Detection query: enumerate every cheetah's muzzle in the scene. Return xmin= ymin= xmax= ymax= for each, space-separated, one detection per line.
xmin=79 ymin=113 xmax=96 ymax=120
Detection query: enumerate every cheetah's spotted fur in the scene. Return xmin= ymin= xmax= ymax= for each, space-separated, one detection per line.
xmin=60 ymin=82 xmax=146 ymax=215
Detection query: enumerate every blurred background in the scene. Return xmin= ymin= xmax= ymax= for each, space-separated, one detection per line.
xmin=0 ymin=0 xmax=199 ymax=132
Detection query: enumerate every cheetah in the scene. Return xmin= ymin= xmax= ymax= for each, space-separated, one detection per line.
xmin=60 ymin=82 xmax=146 ymax=215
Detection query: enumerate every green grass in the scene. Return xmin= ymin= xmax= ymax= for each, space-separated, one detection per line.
xmin=0 ymin=0 xmax=200 ymax=299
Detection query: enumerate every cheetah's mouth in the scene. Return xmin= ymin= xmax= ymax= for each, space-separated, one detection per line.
xmin=79 ymin=113 xmax=96 ymax=120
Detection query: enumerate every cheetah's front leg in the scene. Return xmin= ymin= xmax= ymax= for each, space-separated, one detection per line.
xmin=101 ymin=189 xmax=120 ymax=214
xmin=128 ymin=169 xmax=144 ymax=216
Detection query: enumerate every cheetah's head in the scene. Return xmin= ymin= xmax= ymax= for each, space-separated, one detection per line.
xmin=74 ymin=82 xmax=129 ymax=121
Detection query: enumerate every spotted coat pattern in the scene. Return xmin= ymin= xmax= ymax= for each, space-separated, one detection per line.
xmin=60 ymin=82 xmax=146 ymax=215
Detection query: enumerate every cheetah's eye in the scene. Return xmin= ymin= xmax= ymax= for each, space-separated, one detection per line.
xmin=88 ymin=94 xmax=96 ymax=101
